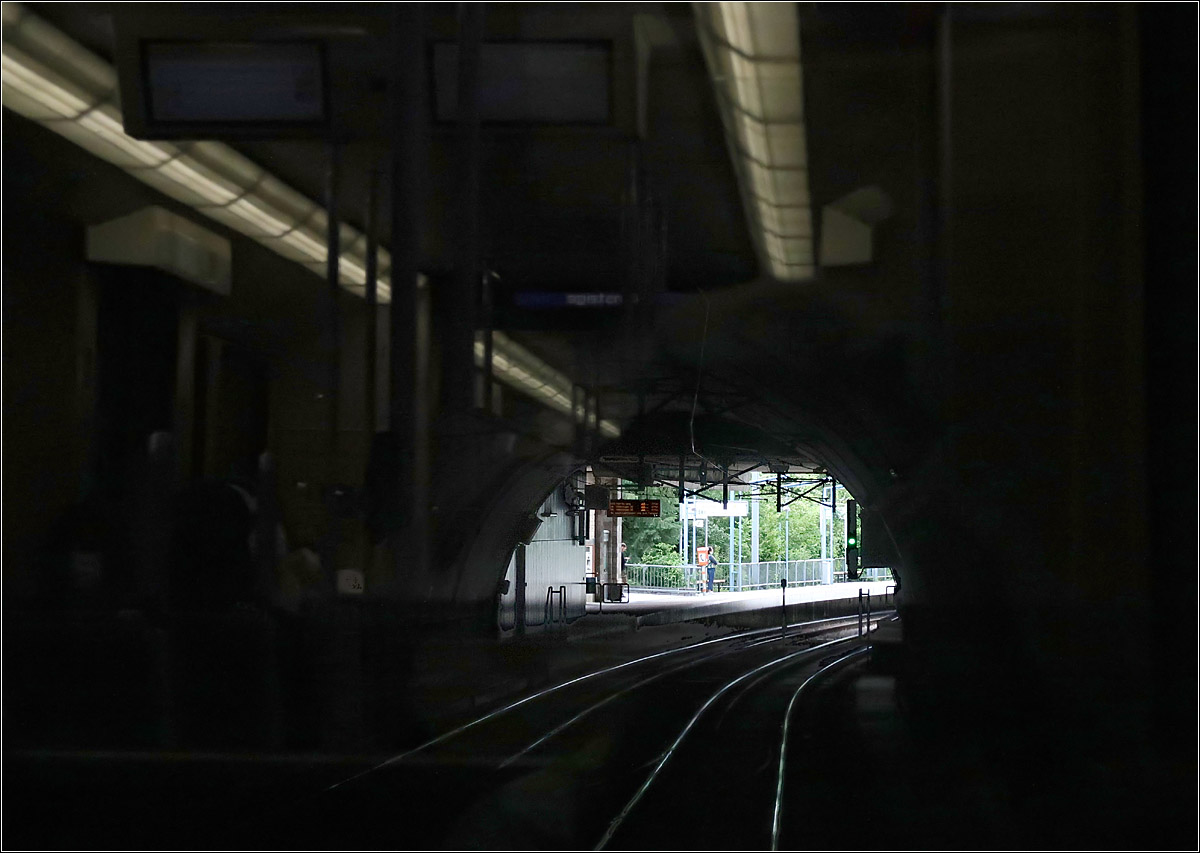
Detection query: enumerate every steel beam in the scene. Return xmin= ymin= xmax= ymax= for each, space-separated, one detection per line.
xmin=447 ymin=2 xmax=485 ymax=414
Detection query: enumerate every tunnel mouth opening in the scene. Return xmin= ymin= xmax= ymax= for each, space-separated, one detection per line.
xmin=489 ymin=419 xmax=900 ymax=628
xmin=481 ymin=397 xmax=908 ymax=654
xmin=578 ymin=405 xmax=902 ymax=583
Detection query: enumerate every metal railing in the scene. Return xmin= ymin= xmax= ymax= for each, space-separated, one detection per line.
xmin=858 ymin=588 xmax=872 ymax=636
xmin=627 ymin=561 xmax=894 ymax=592
xmin=736 ymin=559 xmax=834 ymax=590
xmin=625 ymin=563 xmax=695 ymax=591
xmin=862 ymin=567 xmax=894 ymax=582
xmin=544 ymin=586 xmax=566 ymax=625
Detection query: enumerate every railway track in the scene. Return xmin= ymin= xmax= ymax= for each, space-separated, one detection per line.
xmin=239 ymin=612 xmax=890 ymax=849
xmin=593 ymin=635 xmax=872 ymax=851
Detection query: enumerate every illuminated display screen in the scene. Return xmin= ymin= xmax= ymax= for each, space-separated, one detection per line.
xmin=607 ymin=499 xmax=661 ymax=518
xmin=144 ymin=41 xmax=326 ymax=124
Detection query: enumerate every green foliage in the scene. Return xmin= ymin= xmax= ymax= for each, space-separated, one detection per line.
xmin=655 ymin=563 xmax=687 ymax=587
xmin=620 ymin=480 xmax=857 ymax=568
xmin=640 ymin=541 xmax=682 ymax=566
xmin=619 ymin=485 xmax=682 ymax=560
xmin=625 ymin=538 xmax=686 ymax=587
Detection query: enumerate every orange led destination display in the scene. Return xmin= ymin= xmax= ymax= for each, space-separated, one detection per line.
xmin=607 ymin=499 xmax=661 ymax=518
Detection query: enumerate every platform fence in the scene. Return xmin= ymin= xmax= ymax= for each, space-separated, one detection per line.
xmin=626 ymin=560 xmax=893 ymax=592
xmin=624 ymin=563 xmax=694 ymax=591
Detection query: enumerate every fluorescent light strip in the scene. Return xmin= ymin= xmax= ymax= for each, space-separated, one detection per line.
xmin=225 ymin=197 xmax=293 ymax=238
xmin=77 ymin=106 xmax=173 ymax=167
xmin=473 ymin=337 xmax=619 ymax=438
xmin=2 ymin=3 xmax=613 ymax=436
xmin=278 ymin=228 xmax=328 ymax=262
xmin=154 ymin=156 xmax=241 ymax=206
xmin=1 ymin=49 xmax=91 ymax=117
xmin=2 ymin=2 xmax=118 ymax=93
xmin=1 ymin=8 xmax=374 ymax=293
xmin=694 ymin=2 xmax=813 ymax=282
xmin=340 ymin=256 xmax=367 ymax=285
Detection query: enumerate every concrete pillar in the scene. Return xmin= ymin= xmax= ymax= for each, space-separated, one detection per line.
xmin=729 ymin=512 xmax=735 ymax=590
xmin=388 ymin=4 xmax=430 ymax=585
xmin=819 ymin=483 xmax=828 ymax=561
xmin=321 ymin=142 xmax=342 ymax=587
xmin=616 ymin=517 xmax=624 ymax=582
xmin=593 ymin=477 xmax=621 ymax=596
xmin=600 ymin=519 xmax=619 ymax=587
xmin=444 ymin=3 xmax=485 ymax=415
xmin=172 ymin=299 xmax=197 ymax=479
xmin=682 ymin=497 xmax=689 ymax=566
xmin=514 ymin=544 xmax=527 ymax=636
xmin=750 ymin=492 xmax=760 ymax=566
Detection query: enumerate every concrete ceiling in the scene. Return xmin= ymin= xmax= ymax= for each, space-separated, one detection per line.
xmin=19 ymin=2 xmax=933 ymax=483
xmin=24 ymin=2 xmax=782 ymax=443
xmin=27 ymin=2 xmax=755 ymax=293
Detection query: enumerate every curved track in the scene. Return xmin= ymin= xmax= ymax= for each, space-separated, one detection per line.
xmin=237 ymin=615 xmax=889 ymax=849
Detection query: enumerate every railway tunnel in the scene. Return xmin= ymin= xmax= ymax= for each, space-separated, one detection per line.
xmin=2 ymin=2 xmax=1195 ymax=849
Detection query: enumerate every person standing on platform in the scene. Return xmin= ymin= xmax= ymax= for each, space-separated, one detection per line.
xmin=707 ymin=547 xmax=719 ymax=593
xmin=620 ymin=541 xmax=628 ymax=584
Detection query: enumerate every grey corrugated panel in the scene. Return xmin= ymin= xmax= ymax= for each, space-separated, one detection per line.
xmin=497 ymin=482 xmax=587 ymax=632
xmin=526 ymin=536 xmax=585 ymax=626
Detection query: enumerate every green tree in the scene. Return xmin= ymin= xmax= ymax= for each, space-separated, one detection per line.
xmin=620 ymin=480 xmax=857 ymax=573
xmin=640 ymin=541 xmax=682 ymax=566
xmin=635 ymin=541 xmax=686 ymax=587
xmin=620 ymin=485 xmax=682 ymax=562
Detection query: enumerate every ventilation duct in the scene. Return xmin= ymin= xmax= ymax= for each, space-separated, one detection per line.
xmin=819 ymin=185 xmax=894 ymax=267
xmin=86 ymin=206 xmax=232 ymax=294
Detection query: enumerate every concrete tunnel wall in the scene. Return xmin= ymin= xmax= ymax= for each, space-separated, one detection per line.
xmin=640 ymin=6 xmax=1164 ymax=804
xmin=422 ymin=445 xmax=582 ymax=619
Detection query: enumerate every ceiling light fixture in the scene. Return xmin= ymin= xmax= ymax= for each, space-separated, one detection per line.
xmin=692 ymin=2 xmax=814 ymax=282
xmin=3 ymin=3 xmax=603 ymax=433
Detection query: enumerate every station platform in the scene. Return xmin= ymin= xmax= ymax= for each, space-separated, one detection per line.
xmin=584 ymin=580 xmax=895 ymax=623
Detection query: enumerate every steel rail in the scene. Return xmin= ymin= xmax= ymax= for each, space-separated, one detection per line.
xmin=502 ymin=611 xmax=890 ymax=770
xmin=324 ymin=622 xmax=788 ymax=791
xmin=504 ymin=611 xmax=890 ymax=769
xmin=593 ymin=633 xmax=866 ymax=850
xmin=323 ymin=609 xmax=890 ymax=793
xmin=498 ymin=642 xmax=746 ymax=769
xmin=771 ymin=646 xmax=871 ymax=850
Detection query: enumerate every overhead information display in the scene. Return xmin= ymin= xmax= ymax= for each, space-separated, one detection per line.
xmin=119 ymin=38 xmax=330 ymax=138
xmin=607 ymin=499 xmax=661 ymax=518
